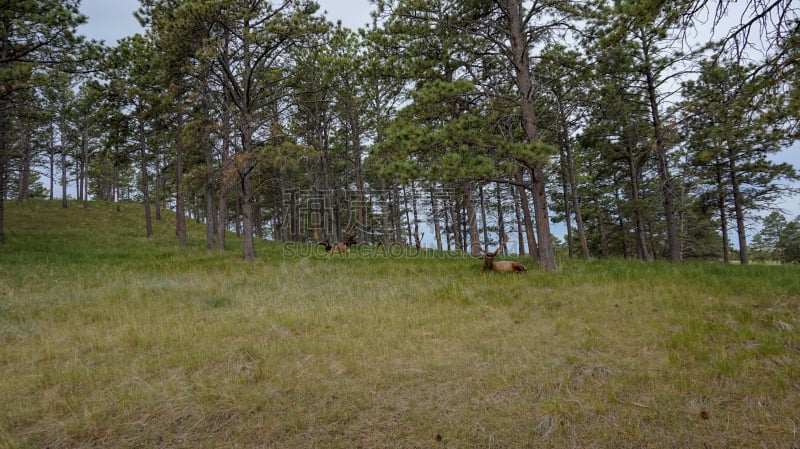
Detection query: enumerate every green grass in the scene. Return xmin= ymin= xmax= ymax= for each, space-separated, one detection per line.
xmin=1 ymin=199 xmax=799 ymax=448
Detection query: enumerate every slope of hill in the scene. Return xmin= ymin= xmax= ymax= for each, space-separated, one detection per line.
xmin=1 ymin=200 xmax=799 ymax=448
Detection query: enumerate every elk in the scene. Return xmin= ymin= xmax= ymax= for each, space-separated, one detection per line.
xmin=319 ymin=239 xmax=349 ymax=254
xmin=318 ymin=228 xmax=356 ymax=255
xmin=330 ymin=241 xmax=349 ymax=254
xmin=479 ymin=234 xmax=527 ymax=273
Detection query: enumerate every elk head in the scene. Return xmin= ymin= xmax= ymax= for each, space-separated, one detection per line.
xmin=318 ymin=239 xmax=332 ymax=252
xmin=480 ymin=234 xmax=527 ymax=273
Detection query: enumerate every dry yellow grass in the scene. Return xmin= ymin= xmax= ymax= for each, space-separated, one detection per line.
xmin=1 ymin=200 xmax=798 ymax=448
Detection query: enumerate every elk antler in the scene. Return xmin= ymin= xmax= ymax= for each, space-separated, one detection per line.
xmin=345 ymin=228 xmax=357 ymax=247
xmin=414 ymin=232 xmax=425 ymax=249
xmin=487 ymin=233 xmax=510 ymax=256
xmin=473 ymin=232 xmax=510 ymax=259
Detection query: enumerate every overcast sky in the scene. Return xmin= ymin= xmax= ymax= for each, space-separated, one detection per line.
xmin=78 ymin=0 xmax=375 ymax=44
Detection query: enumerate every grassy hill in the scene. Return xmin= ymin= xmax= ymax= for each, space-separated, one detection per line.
xmin=1 ymin=200 xmax=799 ymax=448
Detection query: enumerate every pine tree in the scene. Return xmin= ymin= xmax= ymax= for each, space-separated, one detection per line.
xmin=0 ymin=0 xmax=97 ymax=243
xmin=681 ymin=59 xmax=798 ymax=264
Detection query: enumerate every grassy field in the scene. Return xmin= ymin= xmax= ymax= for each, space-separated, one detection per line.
xmin=1 ymin=200 xmax=798 ymax=448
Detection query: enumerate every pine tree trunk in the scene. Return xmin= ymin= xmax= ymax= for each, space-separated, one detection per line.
xmin=463 ymin=181 xmax=482 ymax=256
xmin=200 ymin=78 xmax=216 ymax=249
xmin=403 ymin=185 xmax=413 ymax=246
xmin=444 ymin=204 xmax=452 ymax=251
xmin=503 ymin=0 xmax=555 ymax=270
xmin=628 ymin=150 xmax=650 ymax=260
xmin=81 ymin=129 xmax=89 ymax=209
xmin=240 ymin=125 xmax=256 ymax=260
xmin=496 ymin=182 xmax=506 ymax=255
xmin=393 ymin=183 xmax=403 ymax=243
xmin=175 ymin=115 xmax=187 ymax=248
xmin=728 ymin=148 xmax=748 ymax=264
xmin=715 ymin=160 xmax=729 ymax=262
xmin=114 ymin=165 xmax=121 ymax=213
xmin=448 ymin=192 xmax=463 ymax=252
xmin=430 ymin=185 xmax=443 ymax=251
xmin=564 ymin=123 xmax=589 ymax=260
xmin=241 ymin=174 xmax=256 ymax=260
xmin=515 ymin=167 xmax=537 ymax=260
xmin=560 ymin=164 xmax=574 ymax=258
xmin=138 ymin=115 xmax=153 ymax=239
xmin=204 ymin=158 xmax=216 ymax=248
xmin=614 ymin=188 xmax=629 ymax=258
xmin=598 ymin=209 xmax=609 ymax=259
xmin=60 ymin=117 xmax=68 ymax=209
xmin=381 ymin=181 xmax=392 ymax=248
xmin=640 ymin=34 xmax=680 ymax=262
xmin=216 ymin=102 xmax=230 ymax=251
xmin=352 ymin=118 xmax=367 ymax=244
xmin=19 ymin=127 xmax=31 ymax=201
xmin=511 ymin=182 xmax=525 ymax=256
xmin=0 ymin=99 xmax=6 ymax=244
xmin=49 ymin=129 xmax=55 ymax=201
xmin=480 ymin=184 xmax=489 ymax=248
xmin=154 ymin=154 xmax=161 ymax=221
xmin=411 ymin=181 xmax=420 ymax=247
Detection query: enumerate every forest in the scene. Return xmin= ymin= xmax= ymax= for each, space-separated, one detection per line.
xmin=1 ymin=0 xmax=799 ymax=269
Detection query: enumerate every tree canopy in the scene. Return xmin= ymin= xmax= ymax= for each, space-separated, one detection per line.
xmin=2 ymin=0 xmax=798 ymax=266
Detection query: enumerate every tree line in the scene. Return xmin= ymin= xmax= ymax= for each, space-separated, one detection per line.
xmin=1 ymin=0 xmax=798 ymax=268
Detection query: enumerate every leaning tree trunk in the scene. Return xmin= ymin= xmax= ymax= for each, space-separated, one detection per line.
xmin=563 ymin=122 xmax=589 ymax=260
xmin=640 ymin=34 xmax=680 ymax=262
xmin=504 ymin=0 xmax=555 ymax=270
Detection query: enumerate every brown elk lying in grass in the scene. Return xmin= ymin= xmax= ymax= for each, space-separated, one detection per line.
xmin=319 ymin=239 xmax=349 ymax=254
xmin=319 ymin=229 xmax=356 ymax=254
xmin=480 ymin=234 xmax=527 ymax=273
